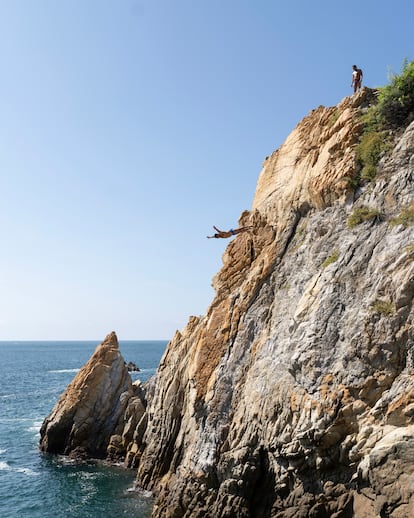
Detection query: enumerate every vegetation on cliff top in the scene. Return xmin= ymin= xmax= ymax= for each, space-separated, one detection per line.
xmin=374 ymin=59 xmax=414 ymax=129
xmin=356 ymin=59 xmax=414 ymax=183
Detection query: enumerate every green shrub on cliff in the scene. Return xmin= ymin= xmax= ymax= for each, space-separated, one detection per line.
xmin=322 ymin=249 xmax=339 ymax=268
xmin=327 ymin=108 xmax=340 ymax=127
xmin=356 ymin=131 xmax=390 ymax=181
xmin=354 ymin=60 xmax=414 ymax=183
xmin=376 ymin=59 xmax=414 ymax=129
xmin=363 ymin=60 xmax=414 ymax=131
xmin=390 ymin=203 xmax=414 ymax=227
xmin=372 ymin=299 xmax=396 ymax=316
xmin=348 ymin=206 xmax=381 ymax=228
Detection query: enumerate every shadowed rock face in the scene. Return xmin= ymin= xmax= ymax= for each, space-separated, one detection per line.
xmin=39 ymin=332 xmax=132 ymax=458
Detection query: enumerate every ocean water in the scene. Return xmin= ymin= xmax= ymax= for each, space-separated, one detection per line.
xmin=0 ymin=340 xmax=167 ymax=518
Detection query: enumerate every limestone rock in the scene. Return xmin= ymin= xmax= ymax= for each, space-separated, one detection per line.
xmin=108 ymin=380 xmax=147 ymax=464
xmin=356 ymin=426 xmax=414 ymax=516
xmin=128 ymin=92 xmax=414 ymax=517
xmin=39 ymin=332 xmax=132 ymax=458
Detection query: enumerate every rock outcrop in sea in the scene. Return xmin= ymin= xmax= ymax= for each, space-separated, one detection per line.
xmin=41 ymin=88 xmax=414 ymax=517
xmin=39 ymin=332 xmax=133 ymax=458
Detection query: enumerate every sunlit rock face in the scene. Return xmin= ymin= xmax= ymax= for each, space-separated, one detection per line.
xmin=40 ymin=332 xmax=132 ymax=458
xmin=130 ymin=89 xmax=414 ymax=517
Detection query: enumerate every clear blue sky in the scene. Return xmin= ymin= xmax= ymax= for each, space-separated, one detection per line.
xmin=0 ymin=0 xmax=412 ymax=340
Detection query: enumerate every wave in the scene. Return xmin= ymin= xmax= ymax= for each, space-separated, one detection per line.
xmin=0 ymin=388 xmax=62 ymax=400
xmin=0 ymin=460 xmax=39 ymax=476
xmin=0 ymin=449 xmax=7 ymax=455
xmin=15 ymin=467 xmax=39 ymax=476
xmin=48 ymin=368 xmax=80 ymax=374
xmin=27 ymin=421 xmax=43 ymax=433
xmin=48 ymin=367 xmax=155 ymax=375
xmin=130 ymin=368 xmax=157 ymax=374
xmin=0 ymin=418 xmax=34 ymax=423
xmin=127 ymin=486 xmax=153 ymax=498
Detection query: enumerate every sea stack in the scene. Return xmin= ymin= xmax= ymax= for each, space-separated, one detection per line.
xmin=40 ymin=331 xmax=133 ymax=458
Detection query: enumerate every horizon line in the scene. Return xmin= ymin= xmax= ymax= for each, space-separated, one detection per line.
xmin=0 ymin=338 xmax=170 ymax=342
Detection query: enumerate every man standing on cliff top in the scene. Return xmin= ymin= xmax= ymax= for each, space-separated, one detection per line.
xmin=351 ymin=65 xmax=363 ymax=92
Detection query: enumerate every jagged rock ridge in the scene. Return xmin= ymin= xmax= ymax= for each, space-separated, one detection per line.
xmin=40 ymin=89 xmax=414 ymax=517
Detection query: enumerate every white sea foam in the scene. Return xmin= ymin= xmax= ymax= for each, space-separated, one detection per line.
xmin=0 ymin=418 xmax=33 ymax=423
xmin=0 ymin=449 xmax=7 ymax=455
xmin=15 ymin=467 xmax=39 ymax=476
xmin=0 ymin=461 xmax=39 ymax=476
xmin=130 ymin=368 xmax=156 ymax=374
xmin=27 ymin=421 xmax=43 ymax=433
xmin=48 ymin=368 xmax=80 ymax=373
xmin=127 ymin=486 xmax=153 ymax=498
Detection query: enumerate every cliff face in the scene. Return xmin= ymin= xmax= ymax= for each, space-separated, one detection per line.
xmin=40 ymin=89 xmax=414 ymax=517
xmin=132 ymin=89 xmax=414 ymax=517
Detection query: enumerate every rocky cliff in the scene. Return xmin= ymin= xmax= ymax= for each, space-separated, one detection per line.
xmin=41 ymin=89 xmax=414 ymax=517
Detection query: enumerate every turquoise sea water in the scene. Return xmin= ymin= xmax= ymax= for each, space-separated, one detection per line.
xmin=0 ymin=340 xmax=167 ymax=518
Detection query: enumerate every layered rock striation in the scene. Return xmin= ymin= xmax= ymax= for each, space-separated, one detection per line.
xmin=41 ymin=89 xmax=414 ymax=517
xmin=40 ymin=332 xmax=133 ymax=458
xmin=133 ymin=90 xmax=414 ymax=517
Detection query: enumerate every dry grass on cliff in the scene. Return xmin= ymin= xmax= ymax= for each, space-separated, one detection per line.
xmin=390 ymin=203 xmax=414 ymax=228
